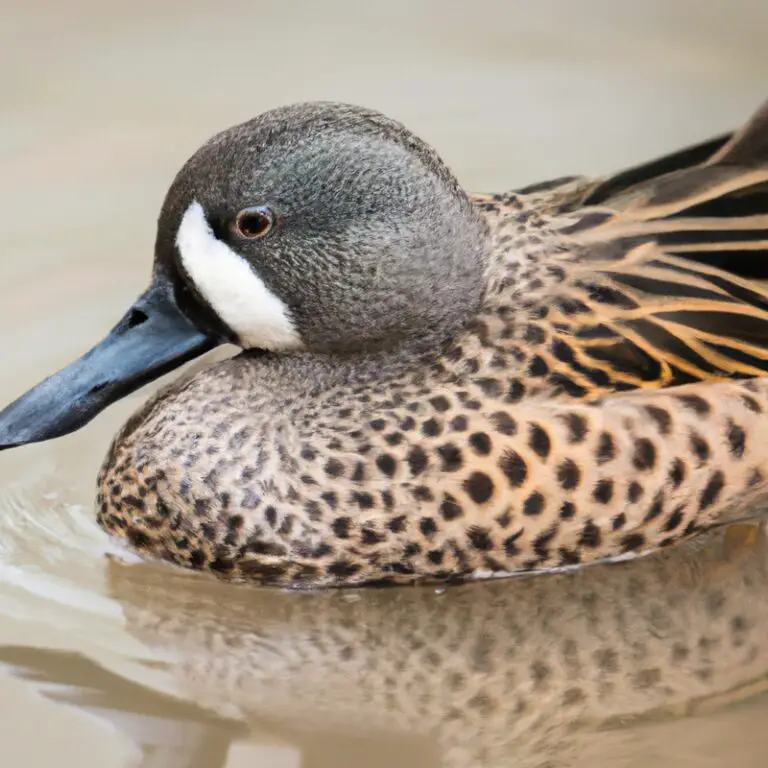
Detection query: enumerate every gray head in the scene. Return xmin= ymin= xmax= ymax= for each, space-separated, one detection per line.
xmin=158 ymin=101 xmax=488 ymax=354
xmin=0 ymin=102 xmax=489 ymax=450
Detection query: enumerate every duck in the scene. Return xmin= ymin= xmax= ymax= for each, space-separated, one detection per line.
xmin=2 ymin=100 xmax=768 ymax=588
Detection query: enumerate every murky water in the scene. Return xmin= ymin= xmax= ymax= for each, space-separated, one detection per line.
xmin=2 ymin=2 xmax=768 ymax=766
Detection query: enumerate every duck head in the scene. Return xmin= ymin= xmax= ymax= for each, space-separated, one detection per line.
xmin=0 ymin=102 xmax=487 ymax=449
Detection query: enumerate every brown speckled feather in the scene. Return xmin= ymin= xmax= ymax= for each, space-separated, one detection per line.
xmin=86 ymin=100 xmax=768 ymax=586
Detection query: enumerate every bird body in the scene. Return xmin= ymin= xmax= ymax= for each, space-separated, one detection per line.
xmin=3 ymin=101 xmax=768 ymax=586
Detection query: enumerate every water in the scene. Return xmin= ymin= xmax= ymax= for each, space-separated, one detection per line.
xmin=2 ymin=1 xmax=768 ymax=766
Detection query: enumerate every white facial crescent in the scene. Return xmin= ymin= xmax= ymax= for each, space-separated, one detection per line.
xmin=175 ymin=201 xmax=303 ymax=351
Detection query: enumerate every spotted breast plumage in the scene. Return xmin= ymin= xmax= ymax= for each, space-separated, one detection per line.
xmin=3 ymin=100 xmax=768 ymax=586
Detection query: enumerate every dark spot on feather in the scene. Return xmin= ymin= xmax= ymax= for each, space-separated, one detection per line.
xmin=499 ymin=451 xmax=527 ymax=487
xmin=699 ymin=471 xmax=724 ymax=511
xmin=682 ymin=521 xmax=700 ymax=538
xmin=440 ymin=494 xmax=463 ymax=521
xmin=579 ymin=520 xmax=602 ymax=548
xmin=427 ymin=549 xmax=444 ymax=565
xmin=676 ymin=394 xmax=711 ymax=416
xmin=689 ymin=432 xmax=710 ymax=464
xmin=621 ymin=533 xmax=645 ymax=552
xmin=450 ymin=415 xmax=468 ymax=431
xmin=592 ymin=479 xmax=613 ymax=504
xmin=669 ymin=458 xmax=686 ymax=488
xmin=557 ymin=459 xmax=581 ymax=490
xmin=388 ymin=515 xmax=407 ymax=533
xmin=550 ymin=339 xmax=576 ymax=364
xmin=644 ymin=492 xmax=664 ymax=522
xmin=467 ymin=526 xmax=493 ymax=551
xmin=403 ymin=541 xmax=421 ymax=557
xmin=430 ymin=395 xmax=451 ymax=413
xmin=332 ymin=517 xmax=351 ymax=539
xmin=469 ymin=432 xmax=492 ymax=455
xmin=437 ymin=443 xmax=463 ymax=471
xmin=352 ymin=491 xmax=375 ymax=510
xmin=527 ymin=356 xmax=549 ymax=377
xmin=127 ymin=528 xmax=150 ymax=549
xmin=555 ymin=296 xmax=592 ymax=314
xmin=632 ymin=438 xmax=656 ymax=470
xmin=627 ymin=481 xmax=644 ymax=503
xmin=412 ymin=485 xmax=434 ymax=502
xmin=464 ymin=472 xmax=494 ymax=504
xmin=528 ymin=423 xmax=551 ymax=458
xmin=549 ymin=374 xmax=588 ymax=398
xmin=561 ymin=413 xmax=588 ymax=443
xmin=581 ymin=281 xmax=639 ymax=309
xmin=491 ymin=411 xmax=517 ymax=435
xmin=376 ymin=453 xmax=397 ymax=477
xmin=476 ymin=378 xmax=503 ymax=397
xmin=524 ymin=324 xmax=546 ymax=344
xmin=407 ymin=446 xmax=429 ymax=476
xmin=504 ymin=530 xmax=523 ymax=557
xmin=188 ymin=549 xmax=206 ymax=569
xmin=327 ymin=560 xmax=362 ymax=578
xmin=559 ymin=548 xmax=581 ymax=566
xmin=645 ymin=405 xmax=672 ymax=435
xmin=505 ymin=380 xmax=526 ymax=403
xmin=361 ymin=527 xmax=384 ymax=545
xmin=727 ymin=420 xmax=746 ymax=458
xmin=523 ymin=491 xmax=545 ymax=516
xmin=560 ymin=501 xmax=576 ymax=519
xmin=299 ymin=446 xmax=316 ymax=461
xmin=325 ymin=458 xmax=344 ymax=478
xmin=597 ymin=432 xmax=616 ymax=464
xmin=421 ymin=417 xmax=442 ymax=437
xmin=741 ymin=394 xmax=762 ymax=413
xmin=663 ymin=505 xmax=685 ymax=532
xmin=245 ymin=539 xmax=287 ymax=557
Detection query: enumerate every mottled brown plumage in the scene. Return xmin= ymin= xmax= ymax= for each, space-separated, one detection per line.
xmin=5 ymin=100 xmax=768 ymax=587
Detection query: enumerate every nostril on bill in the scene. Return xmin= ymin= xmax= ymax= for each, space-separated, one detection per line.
xmin=126 ymin=309 xmax=149 ymax=329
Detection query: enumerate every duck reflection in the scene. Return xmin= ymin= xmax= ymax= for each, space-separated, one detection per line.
xmin=105 ymin=523 xmax=768 ymax=768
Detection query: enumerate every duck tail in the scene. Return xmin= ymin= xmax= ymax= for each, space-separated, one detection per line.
xmin=576 ymin=99 xmax=768 ymax=281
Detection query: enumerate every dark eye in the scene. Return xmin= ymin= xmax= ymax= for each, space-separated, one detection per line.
xmin=233 ymin=205 xmax=276 ymax=239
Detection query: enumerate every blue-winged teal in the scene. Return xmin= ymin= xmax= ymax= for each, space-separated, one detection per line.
xmin=2 ymin=101 xmax=768 ymax=587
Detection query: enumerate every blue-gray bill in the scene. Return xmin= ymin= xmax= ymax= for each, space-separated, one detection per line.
xmin=0 ymin=280 xmax=216 ymax=450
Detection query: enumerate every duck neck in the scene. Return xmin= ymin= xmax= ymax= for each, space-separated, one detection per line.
xmin=238 ymin=340 xmax=439 ymax=401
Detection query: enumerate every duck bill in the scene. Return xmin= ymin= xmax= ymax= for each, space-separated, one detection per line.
xmin=0 ymin=279 xmax=217 ymax=450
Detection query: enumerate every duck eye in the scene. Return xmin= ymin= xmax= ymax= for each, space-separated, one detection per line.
xmin=233 ymin=205 xmax=275 ymax=239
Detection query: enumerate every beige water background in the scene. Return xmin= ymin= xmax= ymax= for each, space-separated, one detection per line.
xmin=2 ymin=2 xmax=768 ymax=766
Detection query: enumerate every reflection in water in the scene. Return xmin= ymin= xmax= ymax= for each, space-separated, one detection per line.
xmin=0 ymin=646 xmax=244 ymax=768
xmin=56 ymin=522 xmax=765 ymax=768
